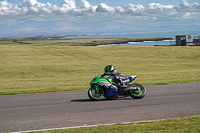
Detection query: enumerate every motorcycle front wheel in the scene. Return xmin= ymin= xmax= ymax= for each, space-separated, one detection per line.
xmin=128 ymin=83 xmax=146 ymax=99
xmin=88 ymin=86 xmax=105 ymax=101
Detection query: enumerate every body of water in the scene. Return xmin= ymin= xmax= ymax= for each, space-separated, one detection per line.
xmin=98 ymin=40 xmax=174 ymax=46
xmin=64 ymin=30 xmax=200 ymax=46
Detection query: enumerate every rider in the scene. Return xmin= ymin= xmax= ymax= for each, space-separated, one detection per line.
xmin=101 ymin=65 xmax=127 ymax=88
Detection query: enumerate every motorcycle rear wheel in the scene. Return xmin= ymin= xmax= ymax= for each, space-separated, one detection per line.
xmin=88 ymin=87 xmax=105 ymax=101
xmin=128 ymin=83 xmax=146 ymax=99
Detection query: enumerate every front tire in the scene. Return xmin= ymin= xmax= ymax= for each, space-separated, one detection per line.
xmin=128 ymin=83 xmax=146 ymax=99
xmin=88 ymin=86 xmax=105 ymax=101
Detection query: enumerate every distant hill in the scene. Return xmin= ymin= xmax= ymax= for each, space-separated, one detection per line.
xmin=0 ymin=35 xmax=67 ymax=40
xmin=0 ymin=20 xmax=199 ymax=38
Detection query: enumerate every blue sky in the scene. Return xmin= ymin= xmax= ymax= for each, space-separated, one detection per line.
xmin=0 ymin=0 xmax=200 ymax=37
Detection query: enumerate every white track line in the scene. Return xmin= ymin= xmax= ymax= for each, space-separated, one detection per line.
xmin=11 ymin=119 xmax=167 ymax=133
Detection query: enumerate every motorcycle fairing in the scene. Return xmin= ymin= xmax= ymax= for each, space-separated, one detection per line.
xmin=93 ymin=81 xmax=111 ymax=86
xmin=106 ymin=85 xmax=119 ymax=97
xmin=92 ymin=81 xmax=118 ymax=97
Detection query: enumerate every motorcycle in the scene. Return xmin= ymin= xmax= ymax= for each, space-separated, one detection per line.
xmin=88 ymin=73 xmax=146 ymax=101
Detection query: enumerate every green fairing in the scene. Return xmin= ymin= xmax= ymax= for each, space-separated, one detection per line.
xmin=99 ymin=77 xmax=112 ymax=83
xmin=90 ymin=75 xmax=112 ymax=85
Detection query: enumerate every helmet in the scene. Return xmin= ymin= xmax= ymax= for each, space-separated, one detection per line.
xmin=104 ymin=65 xmax=114 ymax=72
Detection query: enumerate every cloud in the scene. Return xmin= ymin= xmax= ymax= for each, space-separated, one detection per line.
xmin=20 ymin=0 xmax=37 ymax=7
xmin=96 ymin=3 xmax=115 ymax=12
xmin=0 ymin=0 xmax=200 ymax=25
xmin=183 ymin=12 xmax=192 ymax=19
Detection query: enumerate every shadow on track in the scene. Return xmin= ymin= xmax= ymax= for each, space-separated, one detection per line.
xmin=70 ymin=97 xmax=133 ymax=102
xmin=70 ymin=99 xmax=93 ymax=102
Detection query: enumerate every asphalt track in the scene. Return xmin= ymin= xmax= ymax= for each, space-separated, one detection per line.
xmin=0 ymin=82 xmax=200 ymax=133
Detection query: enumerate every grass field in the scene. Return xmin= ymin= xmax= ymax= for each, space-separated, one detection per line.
xmin=0 ymin=44 xmax=200 ymax=95
xmin=32 ymin=116 xmax=200 ymax=133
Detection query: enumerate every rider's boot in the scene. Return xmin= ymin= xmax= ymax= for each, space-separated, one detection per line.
xmin=119 ymin=78 xmax=127 ymax=88
xmin=120 ymin=82 xmax=127 ymax=88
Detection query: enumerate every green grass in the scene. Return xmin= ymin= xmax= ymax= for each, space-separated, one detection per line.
xmin=31 ymin=116 xmax=200 ymax=133
xmin=0 ymin=45 xmax=200 ymax=95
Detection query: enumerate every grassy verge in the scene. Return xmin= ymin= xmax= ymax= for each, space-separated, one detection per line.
xmin=32 ymin=116 xmax=200 ymax=133
xmin=0 ymin=45 xmax=200 ymax=95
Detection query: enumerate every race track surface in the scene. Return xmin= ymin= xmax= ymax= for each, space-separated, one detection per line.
xmin=0 ymin=82 xmax=200 ymax=132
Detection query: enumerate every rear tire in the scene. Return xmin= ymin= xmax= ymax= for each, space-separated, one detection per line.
xmin=128 ymin=83 xmax=146 ymax=99
xmin=88 ymin=86 xmax=105 ymax=101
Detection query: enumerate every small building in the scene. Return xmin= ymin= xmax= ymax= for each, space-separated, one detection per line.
xmin=193 ymin=35 xmax=200 ymax=46
xmin=176 ymin=35 xmax=200 ymax=46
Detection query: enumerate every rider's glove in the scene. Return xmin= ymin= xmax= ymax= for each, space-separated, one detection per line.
xmin=101 ymin=72 xmax=108 ymax=76
xmin=101 ymin=73 xmax=105 ymax=76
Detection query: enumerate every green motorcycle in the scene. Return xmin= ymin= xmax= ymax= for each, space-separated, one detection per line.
xmin=88 ymin=73 xmax=146 ymax=101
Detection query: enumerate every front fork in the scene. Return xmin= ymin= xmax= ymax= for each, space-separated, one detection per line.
xmin=92 ymin=85 xmax=101 ymax=94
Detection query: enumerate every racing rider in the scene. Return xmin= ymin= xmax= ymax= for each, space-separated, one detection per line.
xmin=101 ymin=65 xmax=127 ymax=88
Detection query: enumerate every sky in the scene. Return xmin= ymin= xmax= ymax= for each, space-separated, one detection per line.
xmin=0 ymin=0 xmax=200 ymax=37
xmin=5 ymin=0 xmax=198 ymax=6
